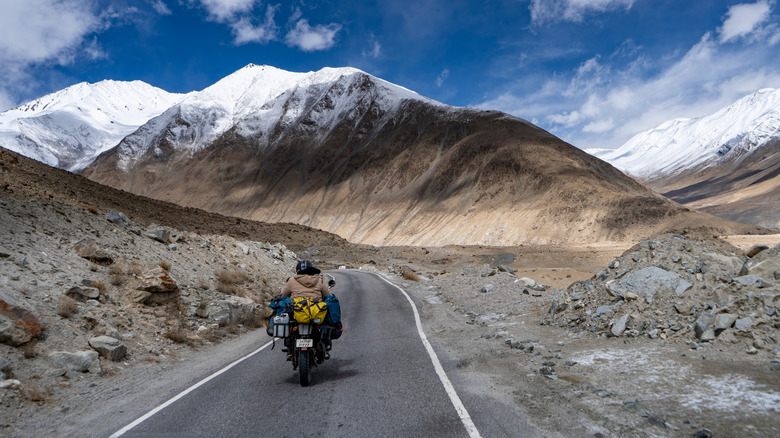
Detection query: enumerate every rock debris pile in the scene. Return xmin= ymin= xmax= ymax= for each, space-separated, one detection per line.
xmin=547 ymin=232 xmax=779 ymax=355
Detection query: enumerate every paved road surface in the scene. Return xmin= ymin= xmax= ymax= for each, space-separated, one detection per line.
xmin=111 ymin=271 xmax=540 ymax=437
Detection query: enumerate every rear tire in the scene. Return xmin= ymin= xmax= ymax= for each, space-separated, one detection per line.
xmin=299 ymin=351 xmax=311 ymax=386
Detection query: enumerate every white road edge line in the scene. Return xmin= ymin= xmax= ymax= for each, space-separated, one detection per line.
xmin=375 ymin=274 xmax=483 ymax=438
xmin=108 ymin=340 xmax=275 ymax=438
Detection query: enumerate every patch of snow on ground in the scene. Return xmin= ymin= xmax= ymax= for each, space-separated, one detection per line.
xmin=675 ymin=375 xmax=780 ymax=413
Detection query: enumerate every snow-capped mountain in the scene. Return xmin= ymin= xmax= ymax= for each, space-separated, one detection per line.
xmin=587 ymin=88 xmax=780 ymax=229
xmin=106 ymin=64 xmax=439 ymax=171
xmin=0 ymin=81 xmax=183 ymax=171
xmin=587 ymin=88 xmax=780 ymax=180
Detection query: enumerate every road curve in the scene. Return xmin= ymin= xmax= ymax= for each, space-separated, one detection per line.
xmin=111 ymin=270 xmax=539 ymax=437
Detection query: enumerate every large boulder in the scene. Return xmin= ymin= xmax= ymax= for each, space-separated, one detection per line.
xmin=138 ymin=267 xmax=178 ymax=293
xmin=49 ymin=351 xmax=101 ymax=373
xmin=605 ymin=267 xmax=692 ymax=304
xmin=89 ymin=336 xmax=127 ymax=361
xmin=0 ymin=294 xmax=42 ymax=346
xmin=73 ymin=238 xmax=114 ymax=264
xmin=106 ymin=210 xmax=131 ymax=227
xmin=136 ymin=267 xmax=179 ymax=305
xmin=204 ymin=297 xmax=261 ymax=326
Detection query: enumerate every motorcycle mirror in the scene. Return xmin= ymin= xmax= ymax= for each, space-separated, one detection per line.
xmin=328 ymin=279 xmax=336 ymax=288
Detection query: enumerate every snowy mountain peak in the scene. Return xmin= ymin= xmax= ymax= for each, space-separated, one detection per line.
xmin=0 ymin=80 xmax=183 ymax=171
xmin=587 ymin=88 xmax=780 ymax=179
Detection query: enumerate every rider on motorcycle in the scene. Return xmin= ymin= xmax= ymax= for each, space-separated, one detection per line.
xmin=281 ymin=260 xmax=330 ymax=300
xmin=280 ymin=260 xmax=332 ymax=359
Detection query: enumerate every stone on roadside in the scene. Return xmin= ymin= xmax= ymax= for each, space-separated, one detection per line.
xmin=138 ymin=267 xmax=178 ymax=293
xmin=48 ymin=350 xmax=101 ymax=373
xmin=498 ymin=265 xmax=515 ymax=275
xmin=713 ymin=313 xmax=737 ymax=334
xmin=66 ymin=286 xmax=100 ymax=302
xmin=89 ymin=336 xmax=127 ymax=361
xmin=694 ymin=313 xmax=716 ymax=341
xmin=735 ymin=317 xmax=753 ymax=331
xmin=136 ymin=267 xmax=178 ymax=304
xmin=203 ymin=297 xmax=261 ymax=326
xmin=73 ymin=238 xmax=114 ymax=264
xmin=147 ymin=228 xmax=171 ymax=243
xmin=0 ymin=296 xmax=42 ymax=346
xmin=481 ymin=284 xmax=495 ymax=293
xmin=612 ymin=314 xmax=630 ymax=336
xmin=106 ymin=210 xmax=130 ymax=228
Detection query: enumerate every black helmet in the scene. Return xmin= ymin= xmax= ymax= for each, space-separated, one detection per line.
xmin=296 ymin=259 xmax=321 ymax=275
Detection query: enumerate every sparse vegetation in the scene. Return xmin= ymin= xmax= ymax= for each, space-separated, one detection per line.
xmin=85 ymin=206 xmax=99 ymax=214
xmin=159 ymin=261 xmax=172 ymax=271
xmin=21 ymin=341 xmax=38 ymax=359
xmin=197 ymin=277 xmax=211 ymax=290
xmin=92 ymin=280 xmax=107 ymax=292
xmin=110 ymin=273 xmax=124 ymax=286
xmin=56 ymin=296 xmax=79 ymax=318
xmin=20 ymin=381 xmax=50 ymax=403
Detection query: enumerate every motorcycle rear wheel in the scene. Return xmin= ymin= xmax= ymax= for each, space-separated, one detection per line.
xmin=299 ymin=351 xmax=311 ymax=386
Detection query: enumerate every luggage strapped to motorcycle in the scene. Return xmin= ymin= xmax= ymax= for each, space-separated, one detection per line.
xmin=292 ymin=297 xmax=328 ymax=323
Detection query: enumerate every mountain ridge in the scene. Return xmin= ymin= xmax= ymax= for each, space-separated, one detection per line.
xmin=82 ymin=68 xmax=760 ymax=246
xmin=588 ymin=88 xmax=780 ymax=229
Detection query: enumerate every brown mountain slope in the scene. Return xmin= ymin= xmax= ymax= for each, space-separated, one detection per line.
xmin=83 ymin=104 xmax=765 ymax=246
xmin=0 ymin=147 xmax=347 ymax=250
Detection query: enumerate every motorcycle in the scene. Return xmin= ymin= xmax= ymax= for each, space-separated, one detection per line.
xmin=271 ymin=276 xmax=336 ymax=386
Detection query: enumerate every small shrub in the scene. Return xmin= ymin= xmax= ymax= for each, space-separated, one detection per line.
xmin=216 ymin=283 xmax=238 ymax=295
xmin=197 ymin=278 xmax=211 ymax=290
xmin=158 ymin=261 xmax=172 ymax=271
xmin=56 ymin=296 xmax=78 ymax=318
xmin=86 ymin=206 xmax=99 ymax=214
xmin=20 ymin=341 xmax=38 ymax=359
xmin=89 ymin=263 xmax=99 ymax=272
xmin=110 ymin=274 xmax=124 ymax=286
xmin=402 ymin=268 xmax=422 ymax=282
xmin=109 ymin=264 xmax=124 ymax=275
xmin=215 ymin=269 xmax=250 ymax=285
xmin=92 ymin=280 xmax=107 ymax=292
xmin=20 ymin=381 xmax=49 ymax=403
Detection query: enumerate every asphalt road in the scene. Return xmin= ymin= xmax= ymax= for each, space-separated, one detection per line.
xmin=111 ymin=271 xmax=539 ymax=438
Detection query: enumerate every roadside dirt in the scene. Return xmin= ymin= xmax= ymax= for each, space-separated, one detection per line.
xmin=370 ymin=234 xmax=780 ymax=437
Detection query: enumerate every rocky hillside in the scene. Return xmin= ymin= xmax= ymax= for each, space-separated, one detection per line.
xmin=82 ymin=66 xmax=763 ymax=246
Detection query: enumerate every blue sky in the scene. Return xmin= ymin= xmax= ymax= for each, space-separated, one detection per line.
xmin=1 ymin=0 xmax=779 ymax=149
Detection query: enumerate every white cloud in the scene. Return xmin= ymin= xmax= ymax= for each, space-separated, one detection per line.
xmin=231 ymin=4 xmax=278 ymax=45
xmin=719 ymin=1 xmax=773 ymax=43
xmin=436 ymin=68 xmax=450 ymax=87
xmin=363 ymin=38 xmax=382 ymax=59
xmin=285 ymin=19 xmax=342 ymax=52
xmin=0 ymin=0 xmax=100 ymax=64
xmin=529 ymin=0 xmax=636 ymax=24
xmin=198 ymin=0 xmax=256 ymax=22
xmin=151 ymin=0 xmax=172 ymax=15
xmin=477 ymin=20 xmax=780 ymax=150
xmin=0 ymin=0 xmax=106 ymax=110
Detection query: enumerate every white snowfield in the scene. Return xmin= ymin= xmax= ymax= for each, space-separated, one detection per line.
xmin=0 ymin=80 xmax=184 ymax=171
xmin=587 ymin=88 xmax=780 ymax=180
xmin=0 ymin=64 xmax=439 ymax=172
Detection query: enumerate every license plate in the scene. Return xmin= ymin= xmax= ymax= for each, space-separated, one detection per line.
xmin=296 ymin=339 xmax=313 ymax=348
